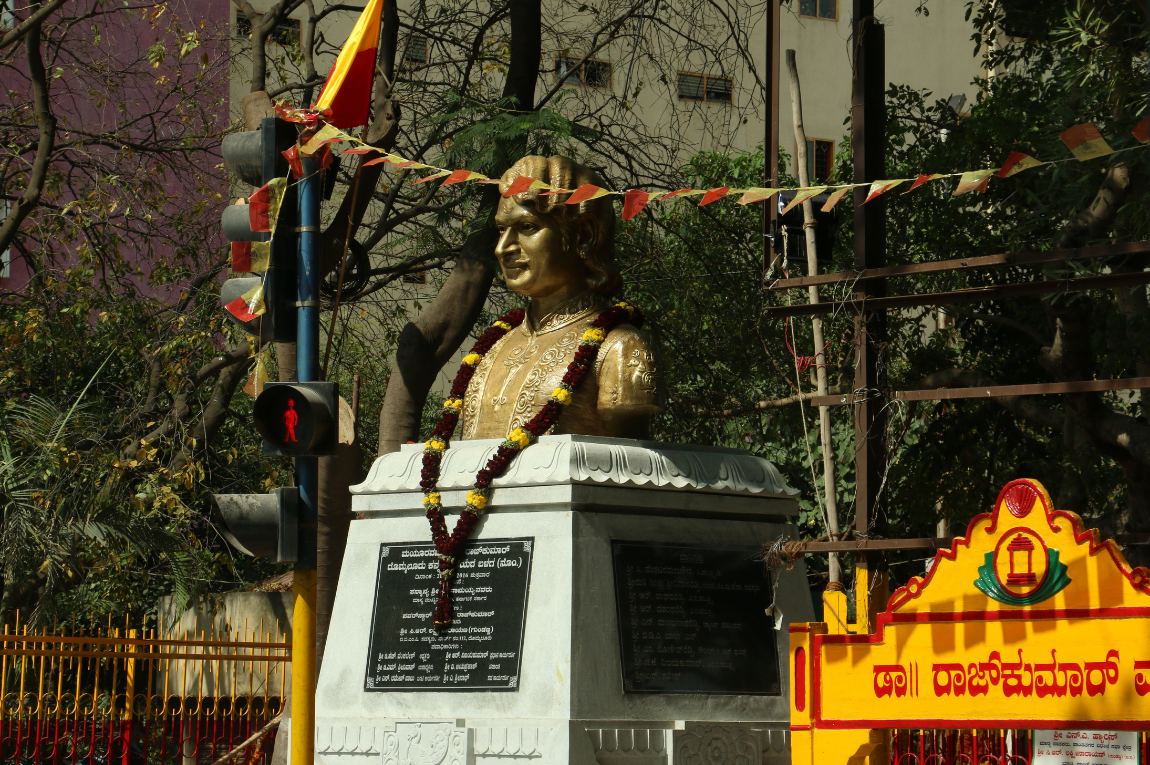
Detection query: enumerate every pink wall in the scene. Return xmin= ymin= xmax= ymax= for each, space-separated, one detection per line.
xmin=1 ymin=0 xmax=233 ymax=301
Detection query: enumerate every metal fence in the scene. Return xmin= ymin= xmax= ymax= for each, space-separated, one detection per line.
xmin=890 ymin=729 xmax=1150 ymax=765
xmin=0 ymin=616 xmax=290 ymax=765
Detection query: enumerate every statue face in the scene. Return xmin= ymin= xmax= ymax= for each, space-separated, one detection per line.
xmin=494 ymin=197 xmax=589 ymax=299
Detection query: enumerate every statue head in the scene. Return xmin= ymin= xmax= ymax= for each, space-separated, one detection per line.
xmin=495 ymin=155 xmax=620 ymax=300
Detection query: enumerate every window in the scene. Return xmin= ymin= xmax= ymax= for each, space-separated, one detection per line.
xmin=235 ymin=11 xmax=302 ymax=46
xmin=404 ymin=35 xmax=429 ymax=66
xmin=804 ymin=139 xmax=835 ymax=183
xmin=554 ymin=56 xmax=613 ymax=89
xmin=677 ymin=73 xmax=733 ymax=104
xmin=799 ymin=0 xmax=836 ymax=20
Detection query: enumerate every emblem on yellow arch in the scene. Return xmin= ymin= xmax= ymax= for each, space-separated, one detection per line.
xmin=973 ymin=483 xmax=1071 ymax=605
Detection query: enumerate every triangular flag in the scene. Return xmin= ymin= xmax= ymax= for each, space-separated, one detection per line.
xmin=657 ymin=187 xmax=708 ymax=202
xmin=698 ymin=187 xmax=731 ymax=206
xmin=1060 ymin=123 xmax=1114 ymax=161
xmin=281 ymin=144 xmax=304 ymax=178
xmin=341 ymin=147 xmax=377 ymax=155
xmin=502 ymin=176 xmax=551 ymax=197
xmin=231 ymin=241 xmax=270 ymax=273
xmin=622 ymin=189 xmax=650 ymax=220
xmin=821 ymin=186 xmax=854 ymax=211
xmin=952 ymin=169 xmax=997 ymax=196
xmin=736 ymin=188 xmax=782 ymax=205
xmin=902 ymin=174 xmax=946 ymax=193
xmin=441 ymin=169 xmax=487 ymax=186
xmin=232 ymin=241 xmax=252 ymax=272
xmin=225 ymin=283 xmax=266 ymax=322
xmin=248 ymin=178 xmax=288 ymax=234
xmin=864 ymin=180 xmax=908 ymax=203
xmin=997 ymin=152 xmax=1043 ymax=178
xmin=301 ymin=124 xmax=348 ymax=155
xmin=781 ymin=186 xmax=828 ymax=215
xmin=249 ymin=241 xmax=271 ymax=272
xmin=243 ymin=356 xmax=269 ymax=398
xmin=413 ymin=170 xmax=451 ymax=185
xmin=566 ymin=184 xmax=612 ymax=205
xmin=312 ymin=0 xmax=384 ymax=128
xmin=1133 ymin=117 xmax=1149 ymax=144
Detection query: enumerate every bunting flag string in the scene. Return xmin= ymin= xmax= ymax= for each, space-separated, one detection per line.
xmin=271 ymin=108 xmax=1149 ymax=223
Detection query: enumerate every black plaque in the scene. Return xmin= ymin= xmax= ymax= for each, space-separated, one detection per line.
xmin=611 ymin=540 xmax=781 ymax=695
xmin=363 ymin=537 xmax=533 ymax=692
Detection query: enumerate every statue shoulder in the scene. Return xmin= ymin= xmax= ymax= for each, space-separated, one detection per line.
xmin=595 ymin=322 xmax=665 ymax=412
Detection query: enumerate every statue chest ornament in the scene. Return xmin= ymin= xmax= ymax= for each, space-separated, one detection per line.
xmin=419 ymin=300 xmax=643 ymax=630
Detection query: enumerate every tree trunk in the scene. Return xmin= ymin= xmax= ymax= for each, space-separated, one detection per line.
xmin=376 ymin=0 xmax=543 ymax=454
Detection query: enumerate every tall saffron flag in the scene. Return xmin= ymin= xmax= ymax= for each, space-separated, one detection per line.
xmin=313 ymin=0 xmax=384 ymax=128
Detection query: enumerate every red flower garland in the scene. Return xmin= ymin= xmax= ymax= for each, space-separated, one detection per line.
xmin=420 ymin=300 xmax=643 ymax=630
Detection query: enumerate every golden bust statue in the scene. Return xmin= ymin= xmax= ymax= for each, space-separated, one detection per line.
xmin=459 ymin=155 xmax=664 ymax=440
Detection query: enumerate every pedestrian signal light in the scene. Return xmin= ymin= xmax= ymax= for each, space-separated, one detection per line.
xmin=252 ymin=382 xmax=339 ymax=457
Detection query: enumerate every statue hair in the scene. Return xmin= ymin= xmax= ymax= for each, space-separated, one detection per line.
xmin=498 ymin=155 xmax=621 ymax=294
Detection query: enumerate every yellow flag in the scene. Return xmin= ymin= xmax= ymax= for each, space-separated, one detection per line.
xmin=821 ymin=186 xmax=855 ymax=212
xmin=953 ymin=169 xmax=996 ymax=196
xmin=1060 ymin=123 xmax=1114 ymax=161
xmin=736 ymin=188 xmax=782 ymax=205
xmin=781 ymin=187 xmax=829 ymax=215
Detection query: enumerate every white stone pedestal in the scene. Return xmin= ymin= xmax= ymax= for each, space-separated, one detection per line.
xmin=316 ymin=436 xmax=812 ymax=765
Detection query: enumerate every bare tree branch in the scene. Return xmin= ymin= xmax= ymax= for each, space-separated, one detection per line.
xmin=0 ymin=23 xmax=57 ymax=257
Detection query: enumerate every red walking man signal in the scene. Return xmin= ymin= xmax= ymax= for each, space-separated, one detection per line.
xmin=283 ymin=399 xmax=299 ymax=442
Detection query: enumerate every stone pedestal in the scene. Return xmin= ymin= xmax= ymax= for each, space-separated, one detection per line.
xmin=316 ymin=435 xmax=812 ymax=765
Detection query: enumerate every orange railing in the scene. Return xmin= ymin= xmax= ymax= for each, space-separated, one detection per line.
xmin=0 ymin=616 xmax=290 ymax=765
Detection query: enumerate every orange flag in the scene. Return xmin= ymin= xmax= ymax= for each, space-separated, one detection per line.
xmin=1060 ymin=123 xmax=1114 ymax=161
xmin=313 ymin=0 xmax=385 ymax=128
xmin=698 ymin=187 xmax=730 ymax=206
xmin=1133 ymin=117 xmax=1149 ymax=144
xmin=622 ymin=189 xmax=650 ymax=220
xmin=902 ymin=174 xmax=946 ymax=193
xmin=820 ymin=186 xmax=853 ymax=211
xmin=953 ymin=169 xmax=996 ymax=195
xmin=997 ymin=152 xmax=1043 ymax=178
xmin=864 ymin=180 xmax=907 ymax=203
xmin=566 ymin=184 xmax=611 ymax=204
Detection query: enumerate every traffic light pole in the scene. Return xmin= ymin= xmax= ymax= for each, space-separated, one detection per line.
xmin=291 ymin=155 xmax=321 ymax=765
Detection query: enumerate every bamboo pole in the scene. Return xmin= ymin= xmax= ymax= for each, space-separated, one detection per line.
xmin=785 ymin=48 xmax=841 ymax=585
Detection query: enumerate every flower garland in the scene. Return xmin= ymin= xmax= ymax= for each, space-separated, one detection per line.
xmin=420 ymin=299 xmax=644 ymax=630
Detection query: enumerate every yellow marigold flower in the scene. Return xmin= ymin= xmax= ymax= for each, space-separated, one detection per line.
xmin=443 ymin=398 xmax=463 ymax=412
xmin=493 ymin=321 xmax=512 ymax=330
xmin=466 ymin=490 xmax=489 ymax=510
xmin=425 ymin=439 xmax=445 ymax=451
xmin=582 ymin=328 xmax=606 ymax=343
xmin=552 ymin=387 xmax=572 ymax=405
xmin=423 ymin=492 xmax=442 ymax=507
xmin=462 ymin=353 xmax=483 ymax=366
xmin=505 ymin=428 xmax=531 ymax=449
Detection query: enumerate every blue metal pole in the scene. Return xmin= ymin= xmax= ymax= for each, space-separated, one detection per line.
xmin=291 ymin=153 xmax=320 ymax=765
xmin=296 ymin=154 xmax=320 ymax=568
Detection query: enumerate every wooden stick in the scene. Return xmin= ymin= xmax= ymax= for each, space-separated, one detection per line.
xmin=786 ymin=48 xmax=841 ymax=585
xmin=210 ymin=715 xmax=282 ymax=765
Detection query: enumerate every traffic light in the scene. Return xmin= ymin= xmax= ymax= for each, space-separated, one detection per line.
xmin=777 ymin=190 xmax=839 ymax=267
xmin=221 ymin=116 xmax=299 ymax=342
xmin=252 ymin=382 xmax=339 ymax=457
xmin=212 ymin=487 xmax=299 ymax=562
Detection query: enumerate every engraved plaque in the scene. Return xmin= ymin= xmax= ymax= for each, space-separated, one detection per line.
xmin=363 ymin=537 xmax=533 ymax=691
xmin=612 ymin=540 xmax=781 ymax=695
